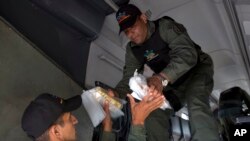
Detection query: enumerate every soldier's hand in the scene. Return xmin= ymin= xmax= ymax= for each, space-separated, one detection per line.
xmin=147 ymin=75 xmax=163 ymax=92
xmin=127 ymin=92 xmax=164 ymax=125
xmin=108 ymin=89 xmax=119 ymax=98
xmin=107 ymin=89 xmax=115 ymax=97
xmin=102 ymin=101 xmax=112 ymax=132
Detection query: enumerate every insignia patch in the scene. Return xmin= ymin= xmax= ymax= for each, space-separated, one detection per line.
xmin=144 ymin=50 xmax=159 ymax=61
xmin=117 ymin=12 xmax=130 ymax=23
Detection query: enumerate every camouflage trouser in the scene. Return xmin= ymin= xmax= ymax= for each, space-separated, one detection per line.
xmin=145 ymin=54 xmax=220 ymax=141
xmin=145 ymin=108 xmax=174 ymax=141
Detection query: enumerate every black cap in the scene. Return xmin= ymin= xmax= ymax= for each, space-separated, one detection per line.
xmin=21 ymin=93 xmax=82 ymax=139
xmin=116 ymin=4 xmax=142 ymax=33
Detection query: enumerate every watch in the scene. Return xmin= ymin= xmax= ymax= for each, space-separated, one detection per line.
xmin=155 ymin=74 xmax=168 ymax=87
xmin=162 ymin=79 xmax=168 ymax=87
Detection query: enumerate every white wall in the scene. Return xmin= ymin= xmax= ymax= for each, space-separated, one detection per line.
xmin=0 ymin=19 xmax=93 ymax=141
xmin=85 ymin=13 xmax=125 ymax=88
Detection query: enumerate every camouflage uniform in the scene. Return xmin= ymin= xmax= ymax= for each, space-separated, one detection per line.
xmin=115 ymin=18 xmax=220 ymax=141
xmin=101 ymin=125 xmax=147 ymax=141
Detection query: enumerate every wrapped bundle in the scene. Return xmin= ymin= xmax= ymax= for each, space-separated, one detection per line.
xmin=129 ymin=69 xmax=172 ymax=110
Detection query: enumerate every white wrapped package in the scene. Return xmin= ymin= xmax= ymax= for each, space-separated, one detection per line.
xmin=129 ymin=69 xmax=172 ymax=110
xmin=81 ymin=90 xmax=106 ymax=127
xmin=81 ymin=87 xmax=124 ymax=127
xmin=129 ymin=70 xmax=148 ymax=99
xmin=88 ymin=87 xmax=124 ymax=118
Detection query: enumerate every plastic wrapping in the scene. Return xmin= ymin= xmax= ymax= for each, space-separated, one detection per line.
xmin=89 ymin=87 xmax=125 ymax=118
xmin=81 ymin=87 xmax=125 ymax=127
xmin=81 ymin=90 xmax=105 ymax=127
xmin=89 ymin=87 xmax=123 ymax=109
xmin=129 ymin=69 xmax=172 ymax=110
xmin=129 ymin=70 xmax=148 ymax=99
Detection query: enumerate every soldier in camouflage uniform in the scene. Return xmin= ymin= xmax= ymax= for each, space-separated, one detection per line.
xmin=113 ymin=4 xmax=220 ymax=141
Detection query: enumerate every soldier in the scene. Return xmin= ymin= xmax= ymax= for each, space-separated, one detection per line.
xmin=22 ymin=92 xmax=164 ymax=141
xmin=112 ymin=4 xmax=220 ymax=141
xmin=21 ymin=93 xmax=81 ymax=141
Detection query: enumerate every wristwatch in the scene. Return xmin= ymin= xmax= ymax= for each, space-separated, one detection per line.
xmin=162 ymin=79 xmax=168 ymax=87
xmin=155 ymin=74 xmax=168 ymax=87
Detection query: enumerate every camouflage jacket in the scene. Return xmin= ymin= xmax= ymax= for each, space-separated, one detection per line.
xmin=115 ymin=17 xmax=207 ymax=98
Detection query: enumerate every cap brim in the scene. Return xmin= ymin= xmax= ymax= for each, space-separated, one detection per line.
xmin=63 ymin=95 xmax=82 ymax=112
xmin=119 ymin=15 xmax=137 ymax=34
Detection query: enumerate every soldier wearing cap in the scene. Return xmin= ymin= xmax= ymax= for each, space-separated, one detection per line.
xmin=22 ymin=92 xmax=164 ymax=141
xmin=21 ymin=93 xmax=82 ymax=141
xmin=113 ymin=4 xmax=220 ymax=141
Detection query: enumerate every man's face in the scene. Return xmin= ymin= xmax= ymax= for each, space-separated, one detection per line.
xmin=124 ymin=15 xmax=148 ymax=44
xmin=59 ymin=112 xmax=78 ymax=141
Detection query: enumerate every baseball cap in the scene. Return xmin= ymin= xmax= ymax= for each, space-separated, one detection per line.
xmin=21 ymin=93 xmax=82 ymax=139
xmin=116 ymin=4 xmax=142 ymax=33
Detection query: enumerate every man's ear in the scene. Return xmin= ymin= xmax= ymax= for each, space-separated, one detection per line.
xmin=49 ymin=125 xmax=62 ymax=140
xmin=140 ymin=13 xmax=148 ymax=23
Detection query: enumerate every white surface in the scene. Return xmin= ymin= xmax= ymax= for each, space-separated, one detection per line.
xmin=81 ymin=91 xmax=106 ymax=127
xmin=243 ymin=21 xmax=250 ymax=35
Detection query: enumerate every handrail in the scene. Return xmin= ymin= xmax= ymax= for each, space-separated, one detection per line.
xmin=98 ymin=55 xmax=123 ymax=71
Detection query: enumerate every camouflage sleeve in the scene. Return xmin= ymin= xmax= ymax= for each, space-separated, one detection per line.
xmin=114 ymin=43 xmax=143 ymax=99
xmin=100 ymin=125 xmax=146 ymax=141
xmin=158 ymin=18 xmax=198 ymax=83
xmin=100 ymin=131 xmax=116 ymax=141
xmin=128 ymin=125 xmax=147 ymax=141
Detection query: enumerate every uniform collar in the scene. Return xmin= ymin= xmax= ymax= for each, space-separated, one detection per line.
xmin=130 ymin=21 xmax=156 ymax=47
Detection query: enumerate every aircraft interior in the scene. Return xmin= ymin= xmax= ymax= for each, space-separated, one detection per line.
xmin=0 ymin=0 xmax=250 ymax=140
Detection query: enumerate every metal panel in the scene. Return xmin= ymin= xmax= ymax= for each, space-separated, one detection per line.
xmin=30 ymin=0 xmax=105 ymax=41
xmin=170 ymin=116 xmax=183 ymax=141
